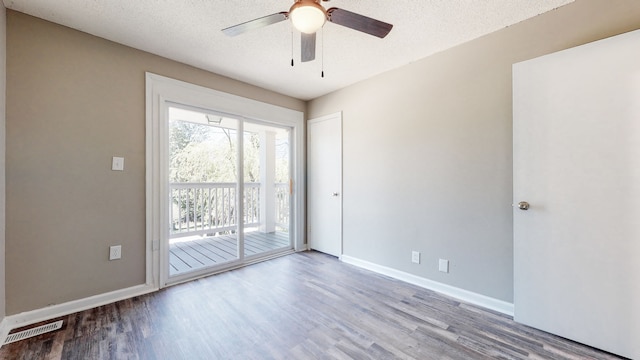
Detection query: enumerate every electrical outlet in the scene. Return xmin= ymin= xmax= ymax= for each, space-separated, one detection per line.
xmin=109 ymin=245 xmax=122 ymax=260
xmin=439 ymin=259 xmax=449 ymax=273
xmin=411 ymin=251 xmax=420 ymax=264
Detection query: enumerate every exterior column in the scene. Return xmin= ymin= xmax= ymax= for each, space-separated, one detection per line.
xmin=259 ymin=130 xmax=276 ymax=233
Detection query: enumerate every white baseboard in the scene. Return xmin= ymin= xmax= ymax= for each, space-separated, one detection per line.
xmin=0 ymin=317 xmax=10 ymax=348
xmin=340 ymin=255 xmax=514 ymax=316
xmin=0 ymin=283 xmax=157 ymax=346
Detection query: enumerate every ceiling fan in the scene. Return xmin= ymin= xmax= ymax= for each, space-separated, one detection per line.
xmin=222 ymin=0 xmax=393 ymax=63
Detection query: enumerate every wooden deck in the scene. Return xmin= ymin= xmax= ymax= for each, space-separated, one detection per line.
xmin=169 ymin=231 xmax=290 ymax=276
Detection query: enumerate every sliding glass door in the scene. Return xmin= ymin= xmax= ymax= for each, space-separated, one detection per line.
xmin=166 ymin=105 xmax=292 ymax=282
xmin=242 ymin=122 xmax=291 ymax=260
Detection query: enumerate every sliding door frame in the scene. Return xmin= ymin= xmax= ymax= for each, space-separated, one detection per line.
xmin=145 ymin=73 xmax=305 ymax=288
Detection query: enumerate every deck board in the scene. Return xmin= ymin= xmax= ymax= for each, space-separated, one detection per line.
xmin=197 ymin=235 xmax=238 ymax=257
xmin=171 ymin=245 xmax=204 ymax=269
xmin=169 ymin=231 xmax=291 ymax=276
xmin=191 ymin=237 xmax=236 ymax=258
xmin=173 ymin=242 xmax=218 ymax=265
xmin=182 ymin=240 xmax=231 ymax=263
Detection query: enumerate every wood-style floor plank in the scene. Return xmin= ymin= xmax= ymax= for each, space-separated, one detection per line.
xmin=0 ymin=251 xmax=627 ymax=360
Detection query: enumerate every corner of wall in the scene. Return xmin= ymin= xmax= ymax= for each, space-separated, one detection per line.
xmin=0 ymin=3 xmax=7 ymax=323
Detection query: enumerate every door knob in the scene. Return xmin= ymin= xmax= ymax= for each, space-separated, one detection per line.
xmin=332 ymin=192 xmax=339 ymax=197
xmin=518 ymin=201 xmax=530 ymax=210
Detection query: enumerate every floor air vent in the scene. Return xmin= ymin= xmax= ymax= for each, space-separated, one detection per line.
xmin=3 ymin=320 xmax=64 ymax=345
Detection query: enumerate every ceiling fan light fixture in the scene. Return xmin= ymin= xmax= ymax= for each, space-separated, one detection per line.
xmin=289 ymin=0 xmax=326 ymax=34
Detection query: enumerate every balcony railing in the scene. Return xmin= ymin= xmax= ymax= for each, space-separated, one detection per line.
xmin=275 ymin=182 xmax=289 ymax=229
xmin=170 ymin=182 xmax=289 ymax=238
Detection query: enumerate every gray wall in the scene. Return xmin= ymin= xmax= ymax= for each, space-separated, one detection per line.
xmin=5 ymin=0 xmax=640 ymax=315
xmin=307 ymin=0 xmax=640 ymax=302
xmin=5 ymin=11 xmax=305 ymax=315
xmin=0 ymin=4 xmax=6 ymax=320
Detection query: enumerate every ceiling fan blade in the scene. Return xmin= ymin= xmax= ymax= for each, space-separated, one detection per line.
xmin=222 ymin=12 xmax=288 ymax=37
xmin=301 ymin=32 xmax=316 ymax=62
xmin=327 ymin=8 xmax=393 ymax=38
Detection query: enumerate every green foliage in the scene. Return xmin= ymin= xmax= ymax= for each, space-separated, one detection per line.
xmin=170 ymin=119 xmax=290 ymax=184
xmin=275 ymin=141 xmax=290 ymax=183
xmin=243 ymin=132 xmax=260 ymax=183
xmin=169 ymin=121 xmax=244 ymax=183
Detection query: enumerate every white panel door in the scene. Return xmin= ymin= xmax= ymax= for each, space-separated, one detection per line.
xmin=513 ymin=30 xmax=640 ymax=359
xmin=308 ymin=113 xmax=342 ymax=257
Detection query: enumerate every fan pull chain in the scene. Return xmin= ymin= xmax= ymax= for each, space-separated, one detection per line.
xmin=321 ymin=26 xmax=325 ymax=78
xmin=291 ymin=28 xmax=294 ymax=67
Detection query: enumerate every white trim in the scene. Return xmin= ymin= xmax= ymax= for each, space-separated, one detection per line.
xmin=145 ymin=73 xmax=305 ymax=287
xmin=145 ymin=77 xmax=160 ymax=289
xmin=237 ymin=119 xmax=245 ymax=262
xmin=0 ymin=284 xmax=157 ymax=346
xmin=0 ymin=2 xmax=7 ymax=336
xmin=341 ymin=255 xmax=515 ymax=316
xmin=0 ymin=322 xmax=9 ymax=350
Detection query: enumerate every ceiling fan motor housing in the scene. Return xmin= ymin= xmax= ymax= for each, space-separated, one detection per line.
xmin=289 ymin=0 xmax=327 ymax=34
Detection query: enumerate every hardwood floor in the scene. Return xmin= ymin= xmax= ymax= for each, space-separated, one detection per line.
xmin=0 ymin=251 xmax=626 ymax=360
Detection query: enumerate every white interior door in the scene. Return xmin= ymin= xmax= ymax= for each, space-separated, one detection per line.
xmin=308 ymin=113 xmax=342 ymax=257
xmin=513 ymin=30 xmax=640 ymax=359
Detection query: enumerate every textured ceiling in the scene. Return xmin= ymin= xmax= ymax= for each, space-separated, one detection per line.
xmin=4 ymin=0 xmax=574 ymax=100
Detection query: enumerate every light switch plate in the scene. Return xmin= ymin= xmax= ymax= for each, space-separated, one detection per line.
xmin=112 ymin=157 xmax=124 ymax=171
xmin=411 ymin=251 xmax=420 ymax=264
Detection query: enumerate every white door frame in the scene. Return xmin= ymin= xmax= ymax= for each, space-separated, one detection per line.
xmin=307 ymin=112 xmax=343 ymax=257
xmin=145 ymin=73 xmax=305 ymax=288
